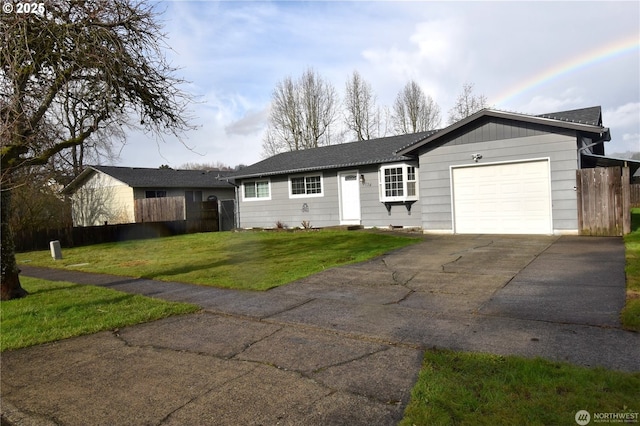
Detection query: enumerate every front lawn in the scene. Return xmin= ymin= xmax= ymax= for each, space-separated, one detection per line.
xmin=622 ymin=208 xmax=640 ymax=331
xmin=1 ymin=277 xmax=199 ymax=351
xmin=400 ymin=349 xmax=640 ymax=426
xmin=16 ymin=230 xmax=420 ymax=291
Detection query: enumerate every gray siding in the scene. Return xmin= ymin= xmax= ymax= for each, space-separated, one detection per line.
xmin=238 ymin=165 xmax=422 ymax=229
xmin=436 ymin=117 xmax=573 ymax=147
xmin=238 ymin=173 xmax=339 ymax=229
xmin=419 ymin=132 xmax=579 ymax=234
xmin=359 ymin=166 xmax=422 ymax=228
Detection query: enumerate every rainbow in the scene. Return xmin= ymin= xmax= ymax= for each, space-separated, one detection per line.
xmin=491 ymin=34 xmax=639 ymax=107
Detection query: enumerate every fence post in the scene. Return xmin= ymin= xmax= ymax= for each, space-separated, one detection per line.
xmin=622 ymin=167 xmax=631 ymax=235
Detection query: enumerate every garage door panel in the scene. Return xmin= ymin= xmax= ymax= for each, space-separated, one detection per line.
xmin=452 ymin=160 xmax=552 ymax=234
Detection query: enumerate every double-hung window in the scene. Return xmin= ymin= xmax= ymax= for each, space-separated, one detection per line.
xmin=289 ymin=174 xmax=323 ymax=198
xmin=243 ymin=180 xmax=270 ymax=200
xmin=379 ymin=164 xmax=418 ymax=202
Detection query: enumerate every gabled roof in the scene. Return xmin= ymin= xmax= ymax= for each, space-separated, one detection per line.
xmin=397 ymin=106 xmax=610 ymax=156
xmin=63 ymin=165 xmax=235 ymax=194
xmin=232 ymin=131 xmax=436 ymax=179
xmin=233 ymin=105 xmax=612 ymax=180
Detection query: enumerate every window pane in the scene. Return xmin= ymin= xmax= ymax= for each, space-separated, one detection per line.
xmin=407 ymin=182 xmax=416 ymax=196
xmin=291 ymin=177 xmax=305 ymax=195
xmin=256 ymin=181 xmax=269 ymax=198
xmin=407 ymin=166 xmax=416 ymax=181
xmin=306 ymin=176 xmax=322 ymax=194
xmin=384 ymin=167 xmax=403 ymax=197
xmin=244 ymin=182 xmax=256 ymax=198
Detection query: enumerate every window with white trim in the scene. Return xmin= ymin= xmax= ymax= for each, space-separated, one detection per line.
xmin=289 ymin=174 xmax=323 ymax=198
xmin=243 ymin=180 xmax=270 ymax=200
xmin=379 ymin=164 xmax=419 ymax=202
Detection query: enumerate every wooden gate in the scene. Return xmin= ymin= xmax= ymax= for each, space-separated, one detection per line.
xmin=576 ymin=167 xmax=631 ymax=236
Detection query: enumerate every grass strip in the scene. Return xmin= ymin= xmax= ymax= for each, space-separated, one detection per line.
xmin=1 ymin=277 xmax=199 ymax=351
xmin=17 ymin=230 xmax=420 ymax=291
xmin=622 ymin=208 xmax=640 ymax=331
xmin=400 ymin=349 xmax=640 ymax=426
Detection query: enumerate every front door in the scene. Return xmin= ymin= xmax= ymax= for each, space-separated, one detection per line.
xmin=339 ymin=171 xmax=361 ymax=225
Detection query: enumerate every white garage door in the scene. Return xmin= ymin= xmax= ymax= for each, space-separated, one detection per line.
xmin=452 ymin=160 xmax=552 ymax=234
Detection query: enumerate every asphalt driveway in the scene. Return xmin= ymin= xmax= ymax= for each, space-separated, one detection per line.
xmin=3 ymin=234 xmax=638 ymax=426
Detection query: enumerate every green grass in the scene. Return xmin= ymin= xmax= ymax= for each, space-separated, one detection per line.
xmin=622 ymin=208 xmax=640 ymax=331
xmin=17 ymin=230 xmax=420 ymax=291
xmin=0 ymin=277 xmax=199 ymax=351
xmin=400 ymin=349 xmax=640 ymax=426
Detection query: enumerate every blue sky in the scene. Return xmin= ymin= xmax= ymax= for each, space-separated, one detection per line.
xmin=119 ymin=1 xmax=640 ymax=168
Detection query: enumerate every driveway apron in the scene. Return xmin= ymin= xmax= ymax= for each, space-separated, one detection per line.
xmin=4 ymin=235 xmax=639 ymax=426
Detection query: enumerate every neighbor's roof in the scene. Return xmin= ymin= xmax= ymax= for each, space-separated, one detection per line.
xmin=63 ymin=165 xmax=235 ymax=194
xmin=232 ymin=131 xmax=436 ymax=179
xmin=397 ymin=106 xmax=610 ymax=156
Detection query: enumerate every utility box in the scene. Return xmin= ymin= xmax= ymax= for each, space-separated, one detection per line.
xmin=50 ymin=240 xmax=62 ymax=260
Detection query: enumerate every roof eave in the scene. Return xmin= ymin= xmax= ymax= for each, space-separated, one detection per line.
xmin=232 ymin=156 xmax=416 ymax=180
xmin=397 ymin=109 xmax=610 ymax=156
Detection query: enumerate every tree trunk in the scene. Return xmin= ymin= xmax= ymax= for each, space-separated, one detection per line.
xmin=1 ymin=187 xmax=28 ymax=300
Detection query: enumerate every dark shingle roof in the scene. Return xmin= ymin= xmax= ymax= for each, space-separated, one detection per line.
xmin=86 ymin=165 xmax=234 ymax=189
xmin=535 ymin=106 xmax=602 ymax=126
xmin=232 ymin=131 xmax=436 ymax=179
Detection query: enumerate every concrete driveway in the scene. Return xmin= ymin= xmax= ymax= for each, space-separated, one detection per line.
xmin=3 ymin=234 xmax=639 ymax=426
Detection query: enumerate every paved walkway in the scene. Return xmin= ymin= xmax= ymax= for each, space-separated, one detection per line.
xmin=2 ymin=235 xmax=639 ymax=425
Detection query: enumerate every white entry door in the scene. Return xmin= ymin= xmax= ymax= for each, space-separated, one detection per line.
xmin=339 ymin=172 xmax=361 ymax=225
xmin=452 ymin=159 xmax=552 ymax=234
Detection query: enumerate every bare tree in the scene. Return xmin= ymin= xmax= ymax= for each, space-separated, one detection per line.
xmin=51 ymin=82 xmax=126 ymax=178
xmin=262 ymin=68 xmax=338 ymax=156
xmin=1 ymin=0 xmax=194 ymax=300
xmin=447 ymin=82 xmax=488 ymax=124
xmin=9 ymin=167 xmax=72 ymax=235
xmin=179 ymin=161 xmax=233 ymax=171
xmin=392 ymin=81 xmax=441 ymax=134
xmin=344 ymin=71 xmax=378 ymax=141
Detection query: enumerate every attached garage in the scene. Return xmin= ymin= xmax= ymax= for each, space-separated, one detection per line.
xmin=451 ymin=159 xmax=553 ymax=234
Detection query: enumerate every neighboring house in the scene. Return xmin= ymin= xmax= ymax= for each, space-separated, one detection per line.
xmin=232 ymin=106 xmax=640 ymax=235
xmin=63 ymin=165 xmax=236 ymax=227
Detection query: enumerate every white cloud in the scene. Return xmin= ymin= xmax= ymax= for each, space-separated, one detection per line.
xmin=604 ymin=103 xmax=640 ymax=128
xmin=110 ymin=1 xmax=638 ymax=168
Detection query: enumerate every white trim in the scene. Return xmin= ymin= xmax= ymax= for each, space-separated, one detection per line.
xmin=378 ymin=163 xmax=419 ymax=203
xmin=450 ymin=157 xmax=553 ymax=235
xmin=288 ymin=172 xmax=324 ymax=199
xmin=242 ymin=179 xmax=271 ymax=202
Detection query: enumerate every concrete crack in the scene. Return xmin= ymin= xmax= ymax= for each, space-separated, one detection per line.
xmin=158 ymin=365 xmax=261 ymax=425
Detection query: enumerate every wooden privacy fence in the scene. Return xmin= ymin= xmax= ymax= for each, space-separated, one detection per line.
xmin=631 ymin=183 xmax=640 ymax=208
xmin=135 ymin=196 xmax=184 ymax=222
xmin=16 ymin=199 xmax=220 ymax=252
xmin=576 ymin=167 xmax=631 ymax=236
